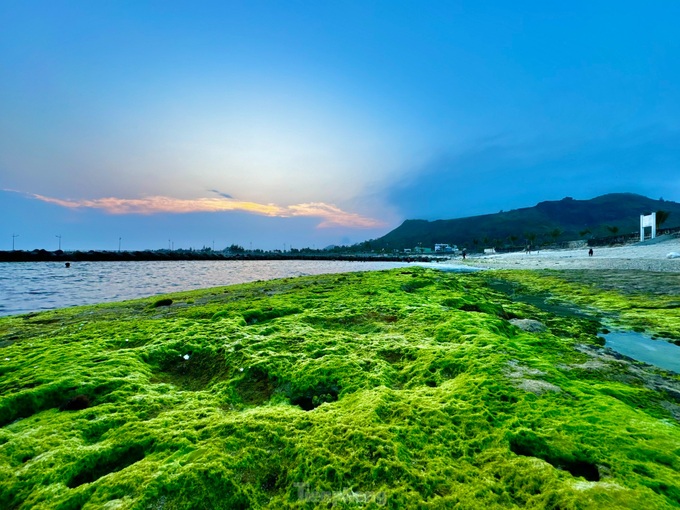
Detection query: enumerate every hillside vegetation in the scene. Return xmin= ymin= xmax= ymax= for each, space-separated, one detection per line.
xmin=370 ymin=193 xmax=680 ymax=251
xmin=0 ymin=268 xmax=679 ymax=509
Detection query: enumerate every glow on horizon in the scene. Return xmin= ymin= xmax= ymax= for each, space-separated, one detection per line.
xmin=11 ymin=190 xmax=385 ymax=229
xmin=0 ymin=43 xmax=425 ymax=208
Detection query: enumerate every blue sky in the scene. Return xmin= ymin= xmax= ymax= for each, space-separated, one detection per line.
xmin=2 ymin=1 xmax=679 ymax=250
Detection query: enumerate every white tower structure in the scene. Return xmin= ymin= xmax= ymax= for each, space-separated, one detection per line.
xmin=640 ymin=212 xmax=656 ymax=241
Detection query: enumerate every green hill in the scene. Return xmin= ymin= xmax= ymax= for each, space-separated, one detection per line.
xmin=371 ymin=193 xmax=680 ymax=251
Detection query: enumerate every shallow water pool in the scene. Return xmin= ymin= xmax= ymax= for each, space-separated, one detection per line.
xmin=604 ymin=331 xmax=680 ymax=373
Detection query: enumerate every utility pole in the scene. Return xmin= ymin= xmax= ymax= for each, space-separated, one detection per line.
xmin=56 ymin=234 xmax=62 ymax=251
xmin=12 ymin=234 xmax=19 ymax=251
xmin=118 ymin=237 xmax=122 ymax=252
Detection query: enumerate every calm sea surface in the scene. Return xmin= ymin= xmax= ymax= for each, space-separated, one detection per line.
xmin=0 ymin=260 xmax=432 ymax=317
xmin=604 ymin=330 xmax=680 ymax=373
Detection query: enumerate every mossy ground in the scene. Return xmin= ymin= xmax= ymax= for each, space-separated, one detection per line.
xmin=0 ymin=267 xmax=679 ymax=509
xmin=486 ymin=270 xmax=680 ymax=343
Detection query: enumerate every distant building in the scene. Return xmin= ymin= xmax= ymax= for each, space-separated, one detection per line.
xmin=434 ymin=243 xmax=458 ymax=253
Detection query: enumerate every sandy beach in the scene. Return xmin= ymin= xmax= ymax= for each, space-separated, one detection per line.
xmin=456 ymin=235 xmax=680 ymax=272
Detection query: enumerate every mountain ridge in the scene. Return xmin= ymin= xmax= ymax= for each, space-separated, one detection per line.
xmin=369 ymin=193 xmax=680 ymax=251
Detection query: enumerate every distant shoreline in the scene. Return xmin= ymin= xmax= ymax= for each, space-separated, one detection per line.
xmin=0 ymin=250 xmax=438 ymax=264
xmin=458 ymin=235 xmax=680 ymax=272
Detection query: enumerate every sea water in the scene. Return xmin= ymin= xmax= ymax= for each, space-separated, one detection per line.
xmin=0 ymin=259 xmax=475 ymax=317
xmin=604 ymin=330 xmax=680 ymax=373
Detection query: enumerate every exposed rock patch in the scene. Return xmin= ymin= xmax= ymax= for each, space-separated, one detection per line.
xmin=558 ymin=360 xmax=608 ymax=371
xmin=509 ymin=319 xmax=548 ymax=333
xmin=517 ymin=379 xmax=562 ymax=395
xmin=506 ymin=360 xmax=546 ymax=378
xmin=505 ymin=360 xmax=561 ymax=394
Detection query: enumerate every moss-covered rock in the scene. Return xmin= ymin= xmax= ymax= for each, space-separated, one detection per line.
xmin=0 ymin=267 xmax=678 ymax=509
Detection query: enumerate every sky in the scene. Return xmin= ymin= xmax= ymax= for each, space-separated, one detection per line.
xmin=1 ymin=1 xmax=679 ymax=251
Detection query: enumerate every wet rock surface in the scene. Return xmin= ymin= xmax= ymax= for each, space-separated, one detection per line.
xmin=509 ymin=318 xmax=548 ymax=333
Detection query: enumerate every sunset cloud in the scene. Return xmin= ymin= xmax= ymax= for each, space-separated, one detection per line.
xmin=208 ymin=189 xmax=234 ymax=199
xmin=286 ymin=202 xmax=382 ymax=228
xmin=11 ymin=190 xmax=385 ymax=229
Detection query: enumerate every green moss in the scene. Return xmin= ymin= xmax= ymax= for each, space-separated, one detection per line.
xmin=0 ymin=267 xmax=678 ymax=509
xmin=486 ymin=269 xmax=680 ymax=342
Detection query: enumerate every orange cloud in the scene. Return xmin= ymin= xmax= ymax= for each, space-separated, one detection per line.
xmin=17 ymin=191 xmax=385 ymax=229
xmin=287 ymin=202 xmax=382 ymax=228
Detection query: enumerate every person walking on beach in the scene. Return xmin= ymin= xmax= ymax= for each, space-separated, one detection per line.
xmin=588 ymin=248 xmax=594 ymax=257
xmin=462 ymin=250 xmax=466 ymax=260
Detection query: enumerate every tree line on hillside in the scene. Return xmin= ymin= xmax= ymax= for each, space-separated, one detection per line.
xmin=356 ymin=201 xmax=677 ymax=254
